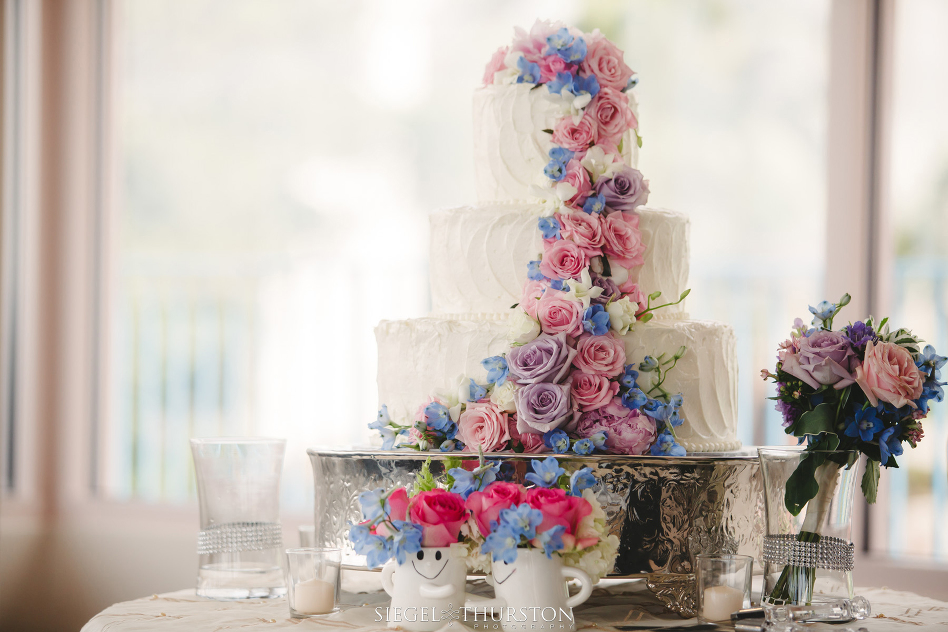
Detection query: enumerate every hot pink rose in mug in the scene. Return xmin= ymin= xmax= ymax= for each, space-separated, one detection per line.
xmin=854 ymin=340 xmax=925 ymax=409
xmin=408 ymin=489 xmax=469 ymax=547
xmin=465 ymin=482 xmax=527 ymax=536
xmin=525 ymin=487 xmax=598 ymax=550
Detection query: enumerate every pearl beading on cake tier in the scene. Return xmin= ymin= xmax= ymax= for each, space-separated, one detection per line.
xmin=472 ymin=84 xmax=639 ymax=203
xmin=429 ymin=205 xmax=690 ymax=316
xmin=375 ymin=316 xmax=739 ymax=453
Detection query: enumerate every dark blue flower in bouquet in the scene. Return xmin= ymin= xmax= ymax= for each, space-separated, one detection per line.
xmin=390 ymin=521 xmax=424 ymax=565
xmin=534 ymin=524 xmax=566 ymax=559
xmin=621 ymin=387 xmax=648 ymax=411
xmin=844 ymin=321 xmax=878 ymax=350
xmin=650 ymin=431 xmax=687 ymax=456
xmin=620 ymin=366 xmax=640 ymax=389
xmin=918 ymin=380 xmax=946 ymax=415
xmin=546 ymin=71 xmax=575 ymax=95
xmin=539 ymin=216 xmax=562 ymax=240
xmin=878 ymin=425 xmax=904 ymax=466
xmin=582 ymin=304 xmax=611 ymax=336
xmin=544 ymin=159 xmax=567 ymax=181
xmin=916 ymin=344 xmax=948 ymax=379
xmin=588 ymin=431 xmax=608 ymax=450
xmin=543 ymin=429 xmax=570 ymax=454
xmin=549 ymin=147 xmax=574 ymax=164
xmin=808 ymin=300 xmax=836 ymax=326
xmin=499 ymin=503 xmax=544 ymax=540
xmin=572 ymin=437 xmax=594 ymax=455
xmin=481 ymin=523 xmax=520 ymax=563
xmin=526 ymin=456 xmax=566 ymax=488
xmin=569 ymin=467 xmax=597 ymax=496
xmin=550 ymin=279 xmax=570 ymax=292
xmin=844 ymin=405 xmax=883 ymax=442
xmin=527 ymin=260 xmax=548 ymax=282
xmin=516 ymin=56 xmax=541 ymax=84
xmin=583 ymin=194 xmax=607 ymax=215
xmin=496 ymin=461 xmax=517 ymax=482
xmin=481 ymin=355 xmax=509 ymax=386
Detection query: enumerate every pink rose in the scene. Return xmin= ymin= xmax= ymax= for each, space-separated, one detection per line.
xmin=519 ymin=432 xmax=549 ymax=453
xmin=536 ymin=290 xmax=584 ymax=337
xmin=408 ymin=489 xmax=469 ymax=547
xmin=562 ymin=159 xmax=592 ymax=206
xmin=375 ymin=487 xmax=410 ymax=537
xmin=854 ymin=340 xmax=925 ymax=409
xmin=457 ymin=402 xmax=510 ymax=452
xmin=575 ymin=398 xmax=656 ymax=455
xmin=483 ymin=46 xmax=509 ymax=86
xmin=780 ymin=330 xmax=859 ymax=390
xmin=573 ymin=334 xmax=627 ymax=377
xmin=581 ymin=33 xmax=634 ymax=91
xmin=570 ymin=370 xmax=620 ymax=411
xmin=551 ymin=113 xmax=598 ymax=153
xmin=539 ymin=239 xmax=588 ymax=280
xmin=538 ymin=54 xmax=573 ymax=83
xmin=558 ymin=210 xmax=604 ymax=258
xmin=520 ymin=280 xmax=547 ymax=318
xmin=589 ymin=87 xmax=637 ymax=146
xmin=618 ymin=281 xmax=646 ymax=307
xmin=525 ymin=487 xmax=598 ymax=550
xmin=465 ymin=482 xmax=526 ymax=536
xmin=602 ymin=211 xmax=646 ymax=268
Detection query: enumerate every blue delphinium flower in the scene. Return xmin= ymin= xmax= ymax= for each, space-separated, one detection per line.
xmin=546 ymin=71 xmax=574 ymax=95
xmin=550 ymin=279 xmax=570 ymax=292
xmin=358 ymin=488 xmax=389 ymax=522
xmin=548 ymin=147 xmax=574 ymax=164
xmin=620 ymin=365 xmax=639 ymax=389
xmin=527 ymin=260 xmax=548 ymax=282
xmin=539 ymin=216 xmax=562 ymax=240
xmin=499 ymin=503 xmax=544 ymax=540
xmin=439 ymin=439 xmax=457 ymax=452
xmin=467 ymin=379 xmax=487 ymax=402
xmin=569 ymin=467 xmax=596 ymax=496
xmin=582 ymin=304 xmax=611 ymax=336
xmin=570 ymin=73 xmax=599 ymax=99
xmin=546 ymin=28 xmax=574 ymax=52
xmin=588 ymin=431 xmax=608 ymax=450
xmin=917 ymin=344 xmax=948 ymax=378
xmin=879 ymin=426 xmax=904 ymax=466
xmin=375 ymin=405 xmax=391 ymax=426
xmin=379 ymin=426 xmax=406 ymax=450
xmin=583 ymin=194 xmax=606 ymax=215
xmin=355 ymin=533 xmax=392 ymax=568
xmin=525 ymin=456 xmax=566 ymax=488
xmin=625 ymin=76 xmax=639 ymax=91
xmin=424 ymin=402 xmax=451 ymax=431
xmin=844 ymin=406 xmax=883 ymax=442
xmin=642 ymin=398 xmax=663 ymax=417
xmin=443 ymin=421 xmax=459 ymax=440
xmin=516 ymin=56 xmax=541 ymax=84
xmin=844 ymin=321 xmax=878 ymax=351
xmin=534 ymin=524 xmax=566 ymax=558
xmin=481 ymin=524 xmax=520 ymax=563
xmin=640 ymin=356 xmax=659 ymax=372
xmin=650 ymin=431 xmax=686 ymax=456
xmin=669 ymin=393 xmax=684 ymax=408
xmin=621 ymin=387 xmax=648 ymax=411
xmin=808 ymin=300 xmax=836 ymax=327
xmin=543 ymin=429 xmax=570 ymax=454
xmin=349 ymin=522 xmax=371 ymax=547
xmin=572 ymin=438 xmax=594 ymax=455
xmin=482 ymin=355 xmax=509 ymax=386
xmin=544 ymin=160 xmax=567 ymax=181
xmin=448 ymin=468 xmax=476 ymax=498
xmin=389 ymin=521 xmax=424 ymax=565
xmin=558 ymin=37 xmax=587 ymax=63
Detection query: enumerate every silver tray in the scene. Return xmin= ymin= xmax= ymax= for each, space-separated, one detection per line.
xmin=308 ymin=449 xmax=763 ymax=579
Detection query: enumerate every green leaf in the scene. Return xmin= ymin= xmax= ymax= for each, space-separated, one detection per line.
xmin=542 ymin=128 xmax=554 ymax=134
xmin=793 ymin=403 xmax=836 ymax=437
xmin=862 ymin=459 xmax=880 ymax=504
xmin=679 ymin=288 xmax=691 ymax=300
xmin=414 ymin=458 xmax=438 ymax=493
xmin=634 ymin=129 xmax=643 ymax=148
xmin=510 ymin=303 xmax=519 ymax=309
xmin=600 ymin=255 xmax=612 ymax=278
xmin=785 ymin=452 xmax=826 ymax=516
xmin=640 ymin=312 xmax=654 ymax=323
xmin=617 ymin=138 xmax=624 ymax=154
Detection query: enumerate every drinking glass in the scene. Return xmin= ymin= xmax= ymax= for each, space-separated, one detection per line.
xmin=285 ymin=548 xmax=341 ymax=618
xmin=191 ymin=437 xmax=286 ymax=599
xmin=696 ymin=553 xmax=753 ymax=622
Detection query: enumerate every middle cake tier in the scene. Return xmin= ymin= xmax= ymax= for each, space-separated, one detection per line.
xmin=376 ymin=315 xmax=740 ymax=452
xmin=430 ymin=204 xmax=690 ymax=316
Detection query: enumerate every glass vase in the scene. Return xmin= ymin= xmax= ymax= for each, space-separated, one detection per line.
xmin=191 ymin=437 xmax=287 ymax=599
xmin=758 ymin=447 xmax=860 ymax=613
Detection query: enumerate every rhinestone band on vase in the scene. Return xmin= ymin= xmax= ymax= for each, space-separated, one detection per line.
xmin=762 ymin=534 xmax=854 ymax=572
xmin=197 ymin=521 xmax=284 ymax=555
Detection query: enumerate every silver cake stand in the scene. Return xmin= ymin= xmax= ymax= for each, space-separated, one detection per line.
xmin=307 ymin=448 xmax=763 ymax=617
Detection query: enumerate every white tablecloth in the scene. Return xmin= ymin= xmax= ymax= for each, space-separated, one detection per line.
xmin=81 ymin=581 xmax=948 ymax=631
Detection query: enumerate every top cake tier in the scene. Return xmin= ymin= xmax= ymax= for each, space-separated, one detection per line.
xmin=473 ymin=84 xmax=639 ymax=203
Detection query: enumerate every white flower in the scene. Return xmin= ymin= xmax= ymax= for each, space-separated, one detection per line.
xmin=543 ymin=91 xmax=590 ymax=118
xmin=435 ymin=378 xmax=462 ymax=410
xmin=562 ymin=268 xmax=604 ymax=309
xmin=507 ymin=308 xmax=541 ymax=345
xmin=489 ymin=380 xmax=517 ymax=413
xmin=494 ymin=51 xmax=524 ymax=85
xmin=606 ymin=296 xmax=638 ymax=335
xmin=581 ymin=146 xmax=623 ymax=183
xmin=609 ymin=265 xmax=630 ymax=286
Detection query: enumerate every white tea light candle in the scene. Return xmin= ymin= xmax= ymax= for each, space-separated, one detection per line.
xmin=702 ymin=584 xmax=744 ymax=621
xmin=293 ymin=578 xmax=335 ymax=614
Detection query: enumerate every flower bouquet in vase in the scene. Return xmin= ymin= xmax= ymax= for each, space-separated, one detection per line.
xmin=759 ymin=294 xmax=944 ymax=620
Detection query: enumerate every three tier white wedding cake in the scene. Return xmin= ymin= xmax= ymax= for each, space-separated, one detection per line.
xmin=372 ymin=21 xmax=740 ymax=455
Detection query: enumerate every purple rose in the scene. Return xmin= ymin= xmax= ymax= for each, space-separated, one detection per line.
xmin=589 ymin=272 xmax=622 ymax=306
xmin=507 ymin=333 xmax=576 ymax=385
xmin=780 ymin=330 xmax=858 ymax=390
xmin=514 ymin=382 xmax=574 ymax=434
xmin=574 ymin=398 xmax=656 ymax=455
xmin=595 ymin=165 xmax=649 ymax=213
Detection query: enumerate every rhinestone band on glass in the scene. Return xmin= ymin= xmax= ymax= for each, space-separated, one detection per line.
xmin=197 ymin=521 xmax=284 ymax=555
xmin=762 ymin=534 xmax=854 ymax=572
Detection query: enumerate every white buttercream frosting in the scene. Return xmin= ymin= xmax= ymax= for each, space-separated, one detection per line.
xmin=375 ymin=316 xmax=739 ymax=453
xmin=429 ymin=205 xmax=689 ymax=317
xmin=472 ymin=84 xmax=639 ymax=203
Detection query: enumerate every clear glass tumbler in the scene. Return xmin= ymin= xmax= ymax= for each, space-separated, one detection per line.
xmin=191 ymin=437 xmax=287 ymax=599
xmin=696 ymin=553 xmax=753 ymax=623
xmin=285 ymin=548 xmax=341 ymax=618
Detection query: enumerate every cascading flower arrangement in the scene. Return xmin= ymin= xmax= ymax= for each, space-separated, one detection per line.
xmin=370 ymin=21 xmax=691 ymax=458
xmin=761 ymin=293 xmax=945 ymax=603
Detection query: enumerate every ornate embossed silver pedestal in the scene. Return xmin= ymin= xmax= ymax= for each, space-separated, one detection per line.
xmin=308 ymin=449 xmax=763 ymax=616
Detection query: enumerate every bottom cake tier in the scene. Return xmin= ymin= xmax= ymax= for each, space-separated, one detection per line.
xmin=308 ymin=449 xmax=763 ymax=579
xmin=375 ymin=315 xmax=740 ymax=452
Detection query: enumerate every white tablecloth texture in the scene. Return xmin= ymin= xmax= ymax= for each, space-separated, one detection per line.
xmin=81 ymin=581 xmax=948 ymax=631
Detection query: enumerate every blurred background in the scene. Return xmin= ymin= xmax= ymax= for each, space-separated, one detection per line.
xmin=1 ymin=0 xmax=946 ymax=629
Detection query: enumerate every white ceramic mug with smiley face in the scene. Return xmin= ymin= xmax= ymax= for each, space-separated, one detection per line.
xmin=381 ymin=546 xmax=469 ymax=631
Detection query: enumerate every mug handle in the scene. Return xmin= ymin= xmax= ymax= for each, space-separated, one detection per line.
xmin=380 ymin=560 xmax=397 ymax=597
xmin=561 ymin=566 xmax=593 ymax=608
